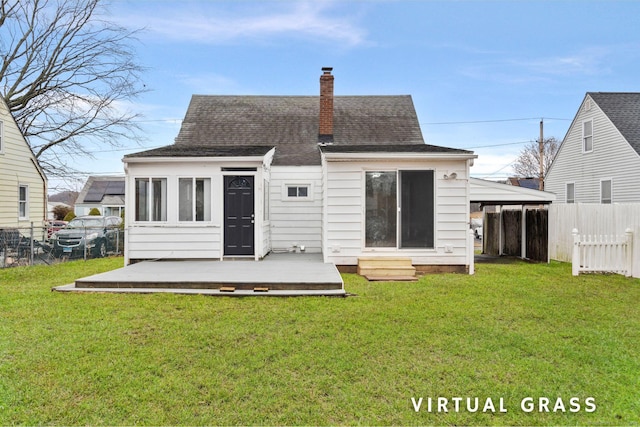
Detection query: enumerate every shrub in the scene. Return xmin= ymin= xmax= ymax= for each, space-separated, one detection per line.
xmin=52 ymin=204 xmax=72 ymax=220
xmin=63 ymin=211 xmax=76 ymax=222
xmin=88 ymin=208 xmax=101 ymax=216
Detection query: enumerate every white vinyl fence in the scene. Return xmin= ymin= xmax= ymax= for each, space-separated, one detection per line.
xmin=571 ymin=229 xmax=633 ymax=276
xmin=549 ymin=203 xmax=640 ymax=278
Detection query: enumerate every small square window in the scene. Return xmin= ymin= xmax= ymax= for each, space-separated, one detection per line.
xmin=284 ymin=184 xmax=312 ymax=200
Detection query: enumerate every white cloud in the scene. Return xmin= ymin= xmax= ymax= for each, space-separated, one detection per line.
xmin=511 ymin=47 xmax=612 ymax=77
xmin=117 ymin=2 xmax=367 ymax=47
xmin=459 ymin=46 xmax=618 ymax=84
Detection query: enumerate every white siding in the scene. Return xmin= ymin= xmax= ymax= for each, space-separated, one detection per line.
xmin=127 ymin=225 xmax=222 ymax=260
xmin=125 ymin=159 xmax=270 ymax=262
xmin=546 ymin=95 xmax=640 ymax=203
xmin=269 ymin=166 xmax=323 ymax=253
xmin=324 ymin=159 xmax=470 ymax=266
xmin=0 ymin=102 xmax=47 ymax=228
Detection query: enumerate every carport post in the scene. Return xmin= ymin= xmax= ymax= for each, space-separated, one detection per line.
xmin=498 ymin=205 xmax=504 ymax=256
xmin=521 ymin=206 xmax=527 ymax=260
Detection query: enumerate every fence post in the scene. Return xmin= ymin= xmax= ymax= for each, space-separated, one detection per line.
xmin=572 ymin=228 xmax=580 ymax=276
xmin=625 ymin=228 xmax=633 ymax=277
xmin=30 ymin=222 xmax=34 ymax=266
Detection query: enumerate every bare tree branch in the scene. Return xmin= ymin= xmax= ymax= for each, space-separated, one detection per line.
xmin=0 ymin=0 xmax=147 ymax=175
xmin=512 ymin=137 xmax=560 ymax=181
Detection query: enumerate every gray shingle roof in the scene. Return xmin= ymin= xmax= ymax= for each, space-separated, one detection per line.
xmin=588 ymin=92 xmax=640 ymax=156
xmin=124 ymin=145 xmax=274 ymax=158
xmin=159 ymin=95 xmax=426 ymax=166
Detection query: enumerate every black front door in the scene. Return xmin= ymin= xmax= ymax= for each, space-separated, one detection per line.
xmin=224 ymin=176 xmax=255 ymax=256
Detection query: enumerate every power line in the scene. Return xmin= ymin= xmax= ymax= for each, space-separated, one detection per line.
xmin=460 ymin=140 xmax=532 ymax=149
xmin=422 ymin=117 xmax=571 ymax=125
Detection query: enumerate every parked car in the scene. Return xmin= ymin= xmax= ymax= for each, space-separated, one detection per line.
xmin=474 ymin=226 xmax=483 ymax=240
xmin=45 ymin=220 xmax=67 ymax=239
xmin=51 ymin=216 xmax=122 ymax=258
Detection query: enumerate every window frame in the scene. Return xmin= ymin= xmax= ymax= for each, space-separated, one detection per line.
xmin=363 ymin=169 xmax=436 ymax=250
xmin=600 ymin=178 xmax=612 ymax=204
xmin=134 ymin=177 xmax=167 ymax=222
xmin=18 ymin=184 xmax=28 ymax=220
xmin=178 ymin=177 xmax=212 ymax=222
xmin=282 ymin=183 xmax=313 ymax=201
xmin=582 ymin=119 xmax=593 ymax=153
xmin=566 ymin=182 xmax=575 ymax=204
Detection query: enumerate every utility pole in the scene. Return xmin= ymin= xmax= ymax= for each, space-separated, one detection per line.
xmin=539 ymin=118 xmax=544 ymax=191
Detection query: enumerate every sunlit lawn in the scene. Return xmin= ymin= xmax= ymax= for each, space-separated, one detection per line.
xmin=1 ymin=257 xmax=639 ymax=425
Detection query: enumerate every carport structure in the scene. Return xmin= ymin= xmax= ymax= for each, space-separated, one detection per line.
xmin=470 ymin=178 xmax=556 ymax=262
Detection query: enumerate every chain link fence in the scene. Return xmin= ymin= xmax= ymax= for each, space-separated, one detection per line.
xmin=0 ymin=222 xmax=123 ymax=268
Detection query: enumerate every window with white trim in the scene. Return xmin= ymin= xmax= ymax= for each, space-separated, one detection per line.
xmin=135 ymin=178 xmax=167 ymax=221
xmin=283 ymin=184 xmax=312 ymax=200
xmin=583 ymin=120 xmax=593 ymax=153
xmin=179 ymin=177 xmax=211 ymax=221
xmin=601 ymin=179 xmax=612 ymax=204
xmin=18 ymin=185 xmax=28 ymax=219
xmin=566 ymin=182 xmax=575 ymax=204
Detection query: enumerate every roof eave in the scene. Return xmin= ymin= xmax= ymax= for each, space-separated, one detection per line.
xmin=321 ymin=152 xmax=478 ymax=161
xmin=123 ymin=155 xmax=268 ymax=164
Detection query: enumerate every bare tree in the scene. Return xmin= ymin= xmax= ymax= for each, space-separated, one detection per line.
xmin=512 ymin=137 xmax=559 ymax=185
xmin=0 ymin=0 xmax=146 ymax=176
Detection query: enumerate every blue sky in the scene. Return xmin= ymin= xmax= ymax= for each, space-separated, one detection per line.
xmin=60 ymin=0 xmax=640 ymax=191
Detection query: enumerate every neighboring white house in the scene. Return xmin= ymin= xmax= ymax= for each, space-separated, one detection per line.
xmin=0 ymin=97 xmax=47 ymax=229
xmin=75 ymin=176 xmax=125 ymax=217
xmin=545 ymin=92 xmax=640 ymax=203
xmin=123 ymin=68 xmax=477 ymax=272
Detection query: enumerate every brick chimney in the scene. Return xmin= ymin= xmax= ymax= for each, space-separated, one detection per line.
xmin=319 ymin=67 xmax=334 ymax=141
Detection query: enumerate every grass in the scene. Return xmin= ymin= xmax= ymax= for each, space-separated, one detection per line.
xmin=1 ymin=257 xmax=639 ymax=425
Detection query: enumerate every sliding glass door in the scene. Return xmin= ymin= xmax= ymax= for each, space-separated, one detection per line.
xmin=365 ymin=170 xmax=434 ymax=249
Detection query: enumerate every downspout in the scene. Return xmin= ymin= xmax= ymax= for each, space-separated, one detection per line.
xmin=31 ymin=157 xmax=48 ymax=227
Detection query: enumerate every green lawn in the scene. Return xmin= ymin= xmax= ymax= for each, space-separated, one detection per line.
xmin=1 ymin=257 xmax=639 ymax=426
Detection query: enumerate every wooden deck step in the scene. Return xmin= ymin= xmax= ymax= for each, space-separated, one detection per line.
xmin=365 ymin=275 xmax=419 ymax=282
xmin=357 ymin=257 xmax=414 ymax=268
xmin=357 ymin=257 xmax=416 ymax=280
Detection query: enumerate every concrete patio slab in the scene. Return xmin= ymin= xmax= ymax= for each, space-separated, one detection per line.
xmin=52 ymin=253 xmax=345 ymax=296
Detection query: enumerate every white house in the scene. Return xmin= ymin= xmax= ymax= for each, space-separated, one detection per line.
xmin=0 ymin=97 xmax=47 ymax=229
xmin=75 ymin=176 xmax=125 ymax=217
xmin=545 ymin=92 xmax=640 ymax=203
xmin=123 ymin=68 xmax=477 ymax=272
